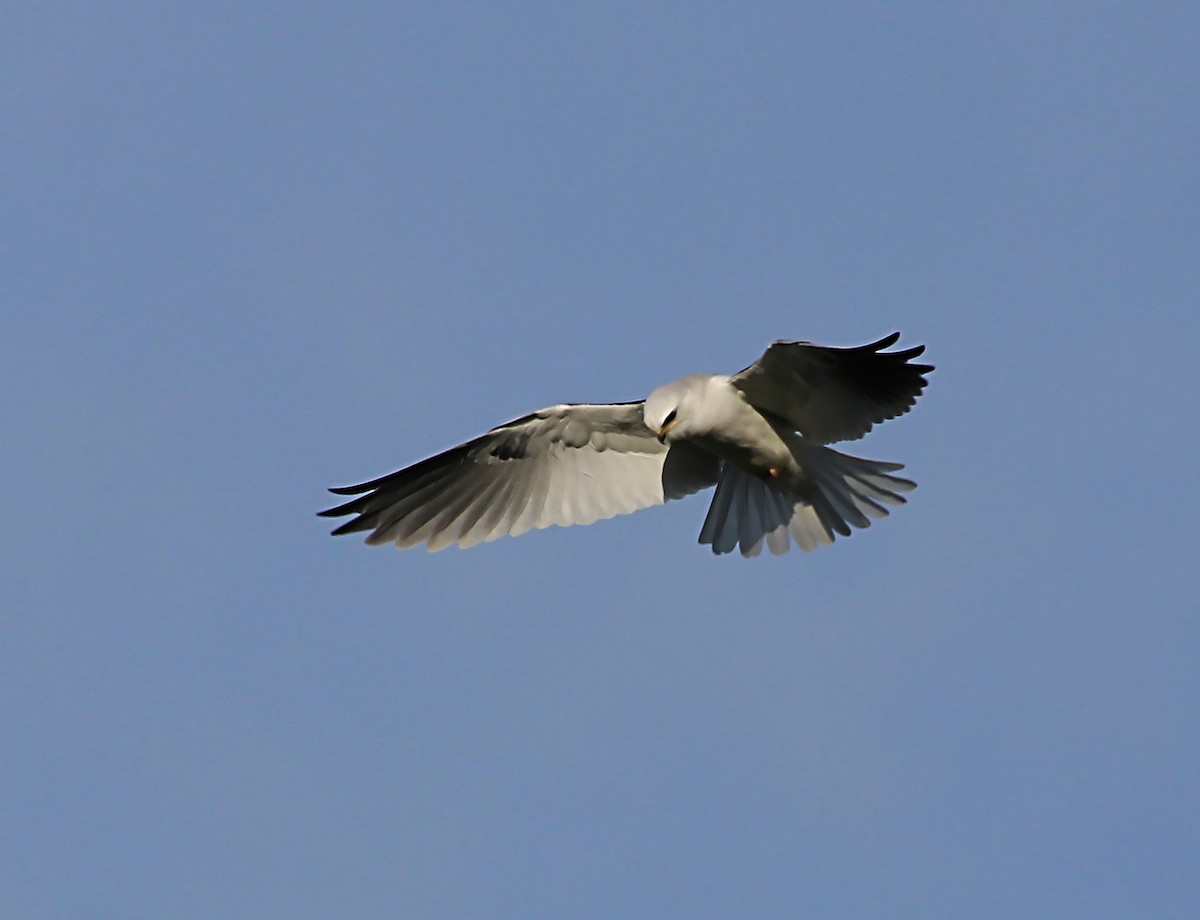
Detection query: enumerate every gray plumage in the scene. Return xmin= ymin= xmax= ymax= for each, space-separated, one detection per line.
xmin=320 ymin=333 xmax=932 ymax=557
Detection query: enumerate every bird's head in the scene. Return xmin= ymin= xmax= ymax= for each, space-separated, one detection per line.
xmin=644 ymin=376 xmax=706 ymax=443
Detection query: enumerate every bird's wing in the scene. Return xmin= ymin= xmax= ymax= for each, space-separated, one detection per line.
xmin=729 ymin=333 xmax=933 ymax=443
xmin=319 ymin=402 xmax=720 ymax=551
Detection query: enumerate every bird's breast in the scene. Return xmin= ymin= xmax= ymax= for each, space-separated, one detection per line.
xmin=687 ymin=397 xmax=796 ymax=478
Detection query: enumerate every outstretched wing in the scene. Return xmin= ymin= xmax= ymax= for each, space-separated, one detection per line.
xmin=319 ymin=402 xmax=720 ymax=551
xmin=729 ymin=332 xmax=933 ymax=443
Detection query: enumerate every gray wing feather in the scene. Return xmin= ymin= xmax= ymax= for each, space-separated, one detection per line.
xmin=320 ymin=402 xmax=717 ymax=551
xmin=729 ymin=332 xmax=933 ymax=443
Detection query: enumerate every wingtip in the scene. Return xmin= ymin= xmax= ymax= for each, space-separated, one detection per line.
xmin=328 ymin=483 xmax=370 ymax=496
xmin=318 ymin=493 xmax=369 ymax=520
xmin=329 ymin=516 xmax=375 ymax=536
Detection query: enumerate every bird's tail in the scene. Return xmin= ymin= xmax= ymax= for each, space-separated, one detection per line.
xmin=698 ymin=442 xmax=915 ymax=556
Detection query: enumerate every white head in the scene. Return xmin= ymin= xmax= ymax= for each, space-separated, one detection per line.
xmin=643 ymin=374 xmax=711 ymax=443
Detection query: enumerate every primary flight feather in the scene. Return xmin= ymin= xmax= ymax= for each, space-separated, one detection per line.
xmin=320 ymin=333 xmax=932 ymax=557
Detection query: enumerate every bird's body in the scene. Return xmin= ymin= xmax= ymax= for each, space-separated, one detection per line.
xmin=321 ymin=333 xmax=932 ymax=557
xmin=651 ymin=374 xmax=795 ymax=478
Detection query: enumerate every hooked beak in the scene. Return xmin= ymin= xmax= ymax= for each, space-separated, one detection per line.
xmin=655 ymin=419 xmax=678 ymax=444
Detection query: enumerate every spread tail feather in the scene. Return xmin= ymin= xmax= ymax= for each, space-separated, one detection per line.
xmin=698 ymin=443 xmax=915 ymax=557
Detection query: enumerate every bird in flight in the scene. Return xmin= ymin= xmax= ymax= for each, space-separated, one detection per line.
xmin=320 ymin=333 xmax=932 ymax=557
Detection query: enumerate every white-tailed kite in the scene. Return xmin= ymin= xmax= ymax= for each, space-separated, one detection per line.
xmin=320 ymin=333 xmax=932 ymax=557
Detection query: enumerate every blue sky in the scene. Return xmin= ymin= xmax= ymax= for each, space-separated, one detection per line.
xmin=3 ymin=3 xmax=1198 ymax=917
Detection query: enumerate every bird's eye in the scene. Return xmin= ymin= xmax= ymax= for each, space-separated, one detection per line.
xmin=663 ymin=409 xmax=677 ymax=426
